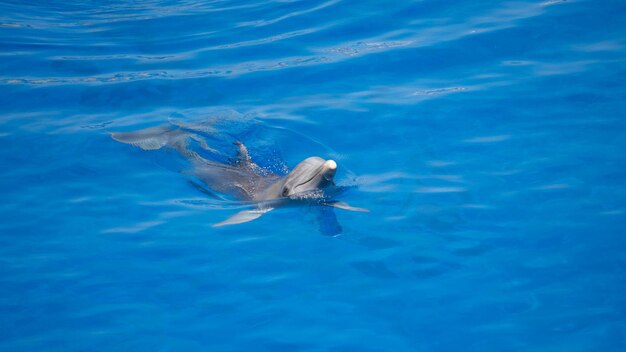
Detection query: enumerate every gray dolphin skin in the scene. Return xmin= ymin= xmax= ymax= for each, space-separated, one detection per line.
xmin=111 ymin=122 xmax=368 ymax=228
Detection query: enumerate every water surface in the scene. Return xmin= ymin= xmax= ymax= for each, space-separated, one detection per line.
xmin=1 ymin=0 xmax=626 ymax=351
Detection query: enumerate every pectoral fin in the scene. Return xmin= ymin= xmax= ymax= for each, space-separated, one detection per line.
xmin=212 ymin=208 xmax=274 ymax=227
xmin=313 ymin=206 xmax=343 ymax=237
xmin=187 ymin=180 xmax=222 ymax=200
xmin=323 ymin=201 xmax=370 ymax=213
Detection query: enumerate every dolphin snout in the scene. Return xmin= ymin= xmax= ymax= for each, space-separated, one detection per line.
xmin=322 ymin=159 xmax=337 ymax=181
xmin=324 ymin=160 xmax=337 ymax=170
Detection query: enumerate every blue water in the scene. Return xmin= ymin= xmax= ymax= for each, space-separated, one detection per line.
xmin=2 ymin=0 xmax=626 ymax=350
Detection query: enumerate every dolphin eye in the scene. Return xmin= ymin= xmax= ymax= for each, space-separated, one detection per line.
xmin=282 ymin=187 xmax=289 ymax=197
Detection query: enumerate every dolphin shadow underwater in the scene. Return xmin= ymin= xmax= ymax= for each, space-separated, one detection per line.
xmin=111 ymin=120 xmax=368 ymax=235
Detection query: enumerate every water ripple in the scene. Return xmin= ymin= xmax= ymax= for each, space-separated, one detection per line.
xmin=0 ymin=0 xmax=572 ymax=86
xmin=2 ymin=0 xmax=626 ymax=350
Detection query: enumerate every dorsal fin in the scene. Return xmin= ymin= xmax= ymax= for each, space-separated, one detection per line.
xmin=232 ymin=141 xmax=266 ymax=176
xmin=234 ymin=141 xmax=252 ymax=163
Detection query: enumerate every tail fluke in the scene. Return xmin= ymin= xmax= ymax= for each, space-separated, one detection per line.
xmin=111 ymin=124 xmax=217 ymax=160
xmin=111 ymin=125 xmax=175 ymax=150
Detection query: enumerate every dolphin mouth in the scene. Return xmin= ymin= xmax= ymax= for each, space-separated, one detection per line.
xmin=293 ymin=160 xmax=336 ymax=191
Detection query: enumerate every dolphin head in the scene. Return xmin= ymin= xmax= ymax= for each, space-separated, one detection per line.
xmin=280 ymin=157 xmax=337 ymax=198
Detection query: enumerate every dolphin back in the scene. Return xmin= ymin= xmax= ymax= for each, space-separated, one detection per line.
xmin=111 ymin=123 xmax=280 ymax=201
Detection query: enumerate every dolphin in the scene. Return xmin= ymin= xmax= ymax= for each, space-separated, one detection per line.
xmin=111 ymin=122 xmax=368 ymax=229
